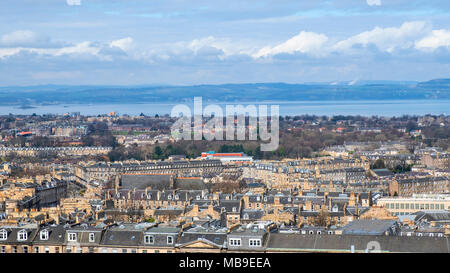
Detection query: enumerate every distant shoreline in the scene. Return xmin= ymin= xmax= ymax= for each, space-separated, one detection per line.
xmin=2 ymin=99 xmax=448 ymax=117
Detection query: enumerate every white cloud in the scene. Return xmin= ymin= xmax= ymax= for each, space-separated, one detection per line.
xmin=366 ymin=0 xmax=381 ymax=6
xmin=110 ymin=37 xmax=133 ymax=51
xmin=254 ymin=31 xmax=328 ymax=58
xmin=187 ymin=36 xmax=257 ymax=57
xmin=66 ymin=0 xmax=81 ymax=6
xmin=0 ymin=30 xmax=52 ymax=48
xmin=333 ymin=21 xmax=429 ymax=53
xmin=415 ymin=29 xmax=450 ymax=50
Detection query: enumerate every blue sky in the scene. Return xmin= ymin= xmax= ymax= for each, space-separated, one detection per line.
xmin=1 ymin=0 xmax=450 ymax=85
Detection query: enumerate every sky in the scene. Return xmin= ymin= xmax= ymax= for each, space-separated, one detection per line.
xmin=0 ymin=0 xmax=450 ymax=86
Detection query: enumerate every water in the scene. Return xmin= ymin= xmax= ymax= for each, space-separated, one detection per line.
xmin=0 ymin=100 xmax=448 ymax=117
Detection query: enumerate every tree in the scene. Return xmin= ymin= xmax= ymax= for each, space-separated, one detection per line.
xmin=372 ymin=159 xmax=386 ymax=169
xmin=314 ymin=210 xmax=331 ymax=227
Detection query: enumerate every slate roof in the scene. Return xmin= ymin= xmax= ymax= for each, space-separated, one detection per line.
xmin=100 ymin=227 xmax=143 ymax=247
xmin=33 ymin=225 xmax=66 ymax=245
xmin=372 ymin=168 xmax=394 ymax=177
xmin=0 ymin=225 xmax=38 ymax=245
xmin=413 ymin=211 xmax=450 ymax=222
xmin=266 ymin=233 xmax=450 ymax=253
xmin=342 ymin=219 xmax=398 ymax=235
xmin=120 ymin=174 xmax=172 ymax=190
xmin=174 ymin=178 xmax=206 ymax=190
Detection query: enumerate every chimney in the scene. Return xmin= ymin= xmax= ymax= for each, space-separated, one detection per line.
xmin=305 ymin=200 xmax=312 ymax=211
xmin=243 ymin=195 xmax=250 ymax=208
xmin=193 ymin=204 xmax=199 ymax=214
xmin=349 ymin=192 xmax=356 ymax=206
xmin=170 ymin=175 xmax=174 ymax=189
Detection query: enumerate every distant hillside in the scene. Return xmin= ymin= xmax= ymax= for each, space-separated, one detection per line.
xmin=0 ymin=80 xmax=449 ymax=106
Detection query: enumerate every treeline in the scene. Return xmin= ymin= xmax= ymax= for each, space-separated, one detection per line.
xmin=105 ymin=129 xmax=407 ymax=162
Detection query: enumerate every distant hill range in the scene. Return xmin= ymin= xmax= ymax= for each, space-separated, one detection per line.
xmin=0 ymin=79 xmax=449 ymax=106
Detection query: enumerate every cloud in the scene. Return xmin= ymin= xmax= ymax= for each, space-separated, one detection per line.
xmin=253 ymin=31 xmax=328 ymax=58
xmin=0 ymin=30 xmax=55 ymax=48
xmin=415 ymin=29 xmax=450 ymax=50
xmin=366 ymin=0 xmax=381 ymax=6
xmin=66 ymin=0 xmax=81 ymax=6
xmin=333 ymin=21 xmax=430 ymax=53
xmin=110 ymin=37 xmax=133 ymax=51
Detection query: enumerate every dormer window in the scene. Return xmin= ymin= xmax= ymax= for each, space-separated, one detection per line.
xmin=68 ymin=232 xmax=77 ymax=242
xmin=17 ymin=229 xmax=27 ymax=241
xmin=196 ymin=195 xmax=201 ymax=200
xmin=144 ymin=235 xmax=154 ymax=244
xmin=40 ymin=230 xmax=49 ymax=240
xmin=168 ymin=194 xmax=172 ymax=200
xmin=0 ymin=229 xmax=7 ymax=240
xmin=89 ymin=233 xmax=95 ymax=242
xmin=175 ymin=194 xmax=179 ymax=200
xmin=232 ymin=207 xmax=237 ymax=212
xmin=167 ymin=236 xmax=173 ymax=244
xmin=249 ymin=239 xmax=261 ymax=247
xmin=147 ymin=193 xmax=152 ymax=199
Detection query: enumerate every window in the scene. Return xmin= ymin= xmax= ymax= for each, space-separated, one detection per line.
xmin=144 ymin=235 xmax=154 ymax=244
xmin=55 ymin=247 xmax=60 ymax=253
xmin=89 ymin=233 xmax=95 ymax=242
xmin=249 ymin=239 xmax=261 ymax=247
xmin=34 ymin=247 xmax=39 ymax=253
xmin=229 ymin=238 xmax=241 ymax=246
xmin=122 ymin=249 xmax=127 ymax=253
xmin=45 ymin=247 xmax=50 ymax=253
xmin=440 ymin=204 xmax=444 ymax=209
xmin=88 ymin=247 xmax=94 ymax=253
xmin=68 ymin=233 xmax=77 ymax=242
xmin=0 ymin=229 xmax=7 ymax=240
xmin=1 ymin=246 xmax=5 ymax=253
xmin=23 ymin=246 xmax=28 ymax=253
xmin=18 ymin=229 xmax=28 ymax=241
xmin=425 ymin=204 xmax=429 ymax=210
xmin=131 ymin=249 xmax=137 ymax=253
xmin=405 ymin=203 xmax=409 ymax=209
xmin=415 ymin=204 xmax=419 ymax=209
xmin=142 ymin=250 xmax=147 ymax=253
xmin=12 ymin=246 xmax=17 ymax=253
xmin=167 ymin=236 xmax=173 ymax=244
xmin=65 ymin=247 xmax=71 ymax=253
xmin=155 ymin=250 xmax=160 ymax=253
xmin=40 ymin=230 xmax=49 ymax=240
xmin=430 ymin=204 xmax=434 ymax=209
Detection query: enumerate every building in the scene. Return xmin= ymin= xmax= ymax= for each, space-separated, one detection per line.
xmin=377 ymin=194 xmax=450 ymax=215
